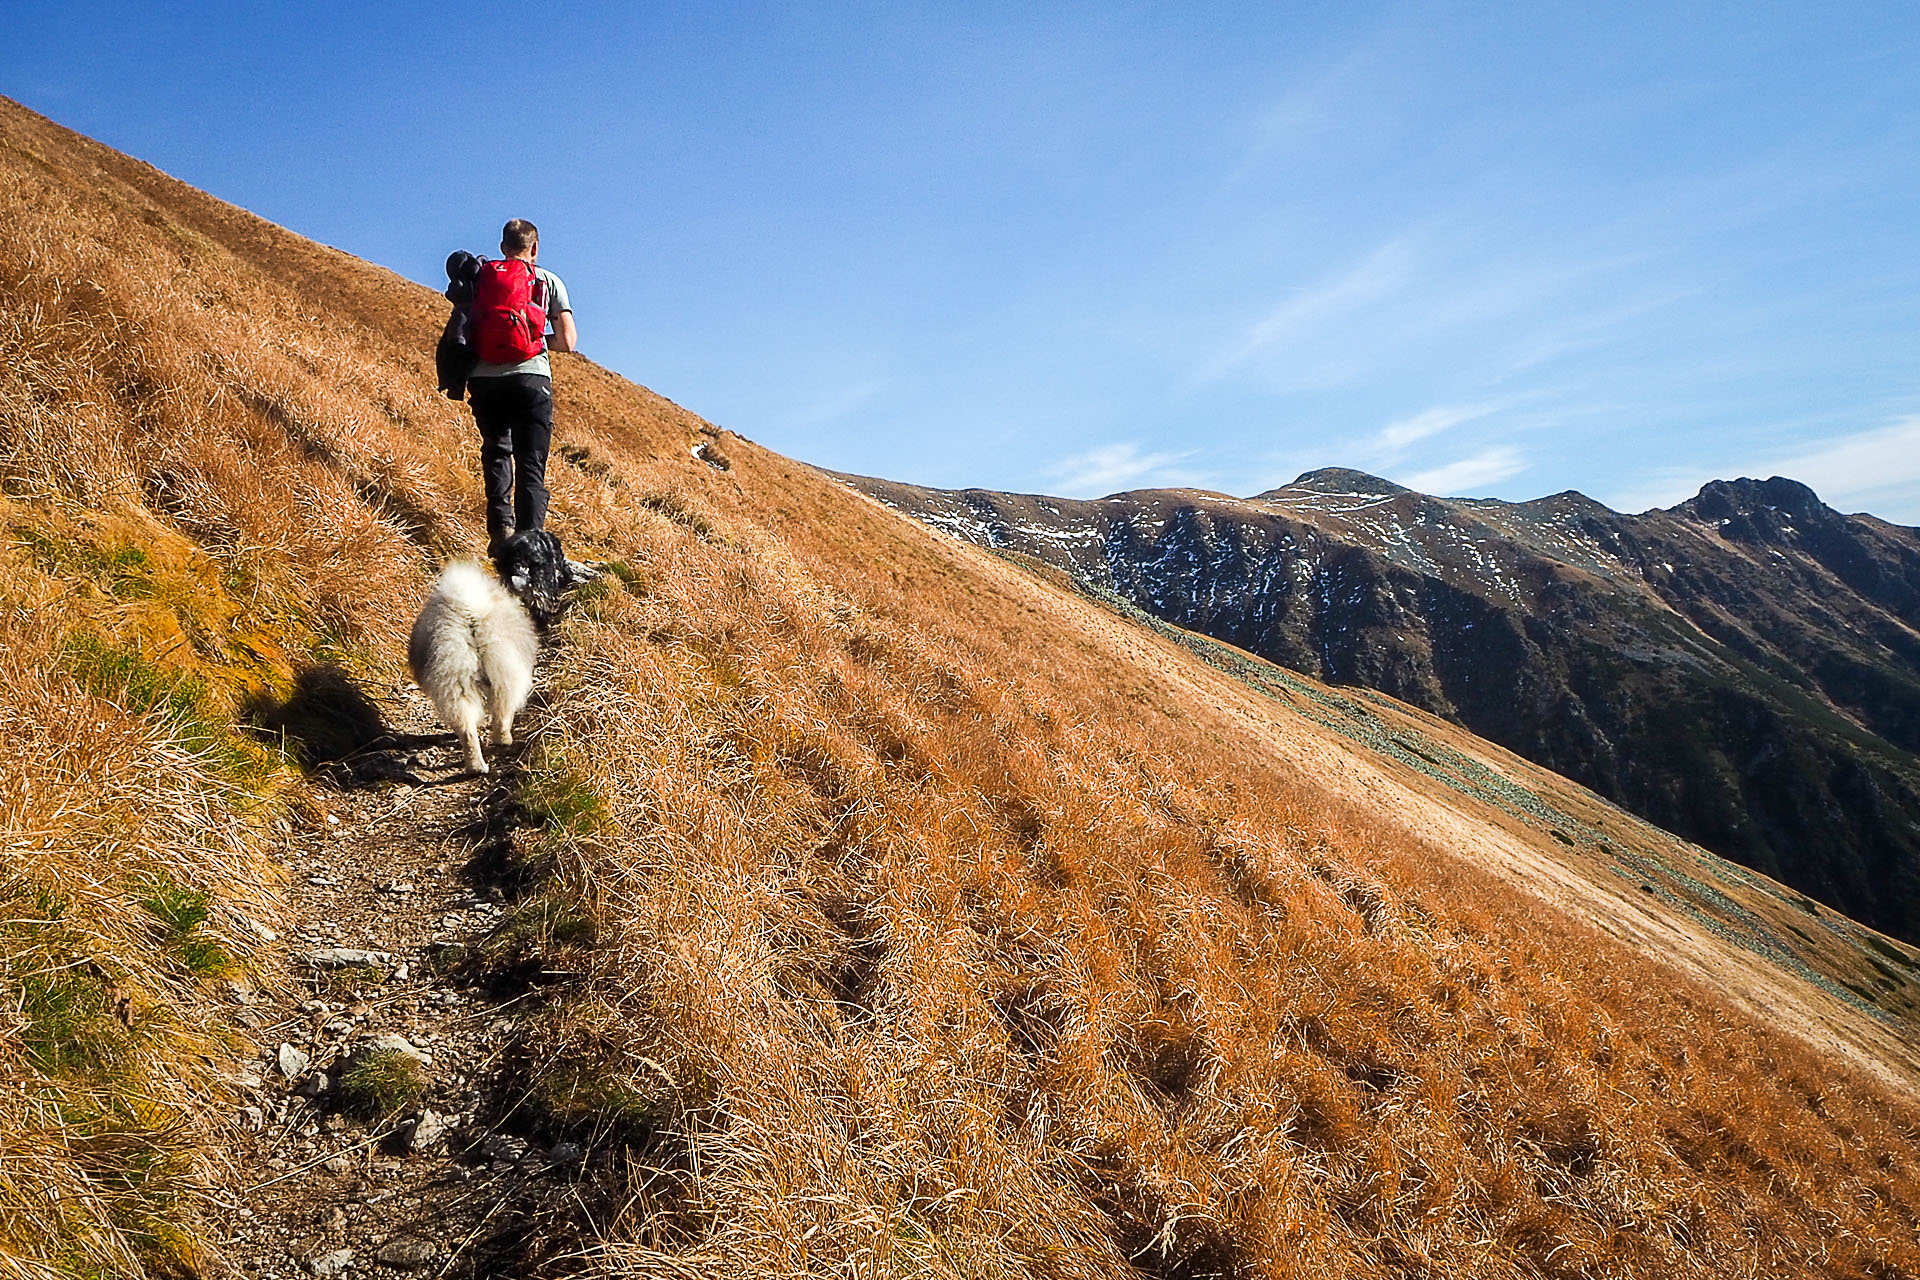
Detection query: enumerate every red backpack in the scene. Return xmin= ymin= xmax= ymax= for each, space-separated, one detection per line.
xmin=469 ymin=258 xmax=548 ymax=364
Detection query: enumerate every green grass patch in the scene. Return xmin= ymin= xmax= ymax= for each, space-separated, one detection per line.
xmin=11 ymin=526 xmax=152 ymax=597
xmin=483 ymin=890 xmax=596 ymax=963
xmin=63 ymin=631 xmax=212 ymax=724
xmin=529 ymin=1061 xmax=665 ymax=1139
xmin=138 ymin=881 xmax=231 ymax=978
xmin=336 ymin=1049 xmax=426 ymax=1121
xmin=518 ymin=759 xmax=607 ymax=836
xmin=570 ymin=574 xmax=617 ymax=616
xmin=605 ymin=559 xmax=649 ymax=595
xmin=61 ymin=630 xmax=276 ymax=789
xmin=1865 ymin=934 xmax=1919 ymax=969
xmin=17 ymin=968 xmax=135 ymax=1079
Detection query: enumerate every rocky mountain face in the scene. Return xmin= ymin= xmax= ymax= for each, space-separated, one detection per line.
xmin=846 ymin=468 xmax=1920 ymax=943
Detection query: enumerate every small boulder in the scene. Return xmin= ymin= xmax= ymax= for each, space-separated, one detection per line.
xmin=376 ymin=1237 xmax=439 ymax=1270
xmin=306 ymin=1248 xmax=353 ymax=1277
xmin=407 ymin=1108 xmax=451 ymax=1154
xmin=476 ymin=1131 xmax=528 ymax=1165
xmin=276 ymin=1043 xmax=310 ymax=1079
xmin=306 ymin=948 xmax=393 ymax=969
xmin=361 ymin=1032 xmax=432 ymax=1066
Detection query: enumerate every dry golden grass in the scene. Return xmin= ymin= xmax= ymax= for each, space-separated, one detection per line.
xmin=3 ymin=94 xmax=1919 ymax=1278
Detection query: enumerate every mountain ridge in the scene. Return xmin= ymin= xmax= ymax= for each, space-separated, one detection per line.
xmin=845 ymin=467 xmax=1920 ymax=944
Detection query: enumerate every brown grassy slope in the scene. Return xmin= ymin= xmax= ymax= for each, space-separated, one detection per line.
xmin=1 ymin=94 xmax=1918 ymax=1278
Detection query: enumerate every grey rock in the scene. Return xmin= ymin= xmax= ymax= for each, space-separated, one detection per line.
xmin=375 ymin=1237 xmax=439 ymax=1269
xmin=306 ymin=1248 xmax=353 ymax=1277
xmin=321 ymin=1154 xmax=353 ymax=1176
xmin=407 ymin=1108 xmax=451 ymax=1154
xmin=276 ymin=1043 xmax=310 ymax=1079
xmin=292 ymin=1071 xmax=330 ymax=1099
xmin=548 ymin=1141 xmax=585 ymax=1164
xmin=305 ymin=947 xmax=392 ymax=969
xmin=476 ymin=1132 xmax=528 ymax=1164
xmin=361 ymin=1032 xmax=431 ymax=1065
xmin=238 ymin=1106 xmax=265 ymax=1132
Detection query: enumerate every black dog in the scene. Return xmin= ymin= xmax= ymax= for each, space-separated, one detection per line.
xmin=492 ymin=529 xmax=575 ymax=631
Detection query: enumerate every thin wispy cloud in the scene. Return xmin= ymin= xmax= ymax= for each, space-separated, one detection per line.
xmin=1399 ymin=446 xmax=1528 ymax=496
xmin=1220 ymin=36 xmax=1403 ymax=196
xmin=1046 ymin=442 xmax=1199 ymax=498
xmin=1374 ymin=403 xmax=1497 ymax=456
xmin=1202 ymin=239 xmax=1413 ymax=382
xmin=1767 ymin=416 xmax=1920 ymax=514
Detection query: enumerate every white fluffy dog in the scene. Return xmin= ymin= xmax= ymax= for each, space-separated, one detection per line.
xmin=407 ymin=562 xmax=537 ymax=774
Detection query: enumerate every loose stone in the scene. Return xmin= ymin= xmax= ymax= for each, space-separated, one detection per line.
xmin=277 ymin=1044 xmax=310 ymax=1079
xmin=305 ymin=1248 xmax=353 ymax=1277
xmin=305 ymin=947 xmax=393 ymax=969
xmin=376 ymin=1237 xmax=439 ymax=1269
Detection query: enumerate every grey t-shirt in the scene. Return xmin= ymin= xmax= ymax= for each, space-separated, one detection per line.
xmin=470 ymin=265 xmax=571 ymax=379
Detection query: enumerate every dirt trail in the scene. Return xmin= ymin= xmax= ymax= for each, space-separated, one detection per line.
xmin=213 ymin=673 xmax=582 ymax=1280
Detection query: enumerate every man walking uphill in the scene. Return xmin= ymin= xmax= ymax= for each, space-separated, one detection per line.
xmin=467 ymin=218 xmax=577 ymax=555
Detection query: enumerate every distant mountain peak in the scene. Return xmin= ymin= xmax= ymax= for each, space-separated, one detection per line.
xmin=1259 ymin=467 xmax=1409 ymax=500
xmin=1673 ymin=476 xmax=1838 ymax=543
xmin=1681 ymin=475 xmax=1823 ymax=517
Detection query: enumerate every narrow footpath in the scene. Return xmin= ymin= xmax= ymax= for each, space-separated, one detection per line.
xmin=212 ymin=671 xmax=586 ymax=1280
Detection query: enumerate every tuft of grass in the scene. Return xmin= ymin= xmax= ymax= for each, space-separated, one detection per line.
xmin=637 ymin=490 xmax=716 ymax=540
xmin=525 ymin=1058 xmax=666 ymax=1143
xmin=17 ymin=968 xmax=135 ymax=1078
xmin=60 ymin=630 xmax=276 ymax=789
xmin=483 ymin=889 xmax=596 ymax=962
xmin=605 ymin=559 xmax=648 ymax=595
xmin=10 ymin=526 xmax=152 ymax=597
xmin=139 ymin=881 xmax=231 ymax=977
xmin=63 ymin=631 xmax=212 ymax=724
xmin=335 ymin=1049 xmax=426 ymax=1121
xmin=517 ymin=759 xmax=607 ymax=837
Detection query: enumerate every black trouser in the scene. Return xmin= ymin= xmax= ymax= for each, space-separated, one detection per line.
xmin=468 ymin=373 xmax=554 ymax=549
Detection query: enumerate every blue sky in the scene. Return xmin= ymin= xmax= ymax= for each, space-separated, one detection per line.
xmin=10 ymin=3 xmax=1920 ymax=518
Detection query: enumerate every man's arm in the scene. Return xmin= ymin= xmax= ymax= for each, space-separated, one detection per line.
xmin=549 ymin=309 xmax=578 ymax=354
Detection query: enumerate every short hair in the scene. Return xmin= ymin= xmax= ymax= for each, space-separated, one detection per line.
xmin=501 ymin=219 xmax=539 ymax=254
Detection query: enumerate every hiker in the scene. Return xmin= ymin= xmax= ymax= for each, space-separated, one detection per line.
xmin=463 ymin=218 xmax=576 ymax=555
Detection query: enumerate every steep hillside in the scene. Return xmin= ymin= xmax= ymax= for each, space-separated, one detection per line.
xmin=846 ymin=469 xmax=1920 ymax=944
xmin=6 ymin=97 xmax=1920 ymax=1279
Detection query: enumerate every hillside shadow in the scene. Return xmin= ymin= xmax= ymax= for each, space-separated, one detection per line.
xmin=245 ymin=664 xmax=449 ymax=788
